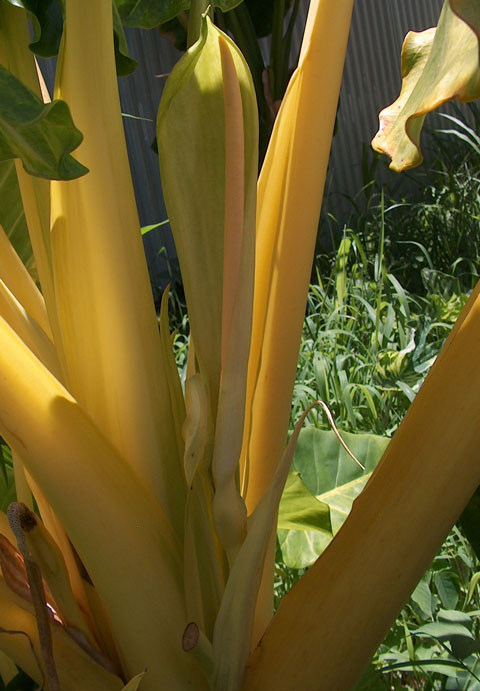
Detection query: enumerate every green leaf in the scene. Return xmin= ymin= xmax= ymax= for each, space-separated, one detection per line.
xmin=292 ymin=427 xmax=389 ymax=498
xmin=278 ymin=470 xmax=331 ymax=533
xmin=411 ymin=576 xmax=433 ymax=620
xmin=0 ymin=63 xmax=88 ymax=179
xmin=413 ymin=621 xmax=474 ymax=641
xmin=435 ymin=571 xmax=459 ymax=610
xmin=116 ymin=0 xmax=243 ymax=27
xmin=116 ymin=0 xmax=190 ymax=27
xmin=372 ymin=0 xmax=480 ymax=171
xmin=277 ymin=428 xmax=389 ymax=567
xmin=0 ymin=160 xmax=33 ymax=271
xmin=242 ymin=0 xmax=286 ymax=39
xmin=214 ymin=0 xmax=243 ymax=11
xmin=1 ymin=0 xmax=63 ymax=57
xmin=277 ymin=528 xmax=331 ymax=570
xmin=437 ymin=609 xmax=473 ymax=628
xmin=112 ymin=2 xmax=138 ymax=76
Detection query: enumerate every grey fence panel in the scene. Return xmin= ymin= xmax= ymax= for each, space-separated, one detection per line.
xmin=39 ymin=1 xmax=451 ymax=286
xmin=119 ymin=29 xmax=182 ymax=296
xmin=289 ymin=0 xmax=445 ymax=242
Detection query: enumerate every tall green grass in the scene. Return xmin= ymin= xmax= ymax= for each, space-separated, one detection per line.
xmin=292 ymin=229 xmax=466 ymax=438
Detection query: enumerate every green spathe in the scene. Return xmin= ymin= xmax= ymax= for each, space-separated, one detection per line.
xmin=157 ymin=15 xmax=257 ymax=409
xmin=0 ymin=63 xmax=87 ymax=179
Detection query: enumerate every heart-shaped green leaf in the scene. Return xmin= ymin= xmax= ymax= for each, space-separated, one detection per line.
xmin=372 ymin=0 xmax=480 ymax=171
xmin=278 ymin=427 xmax=389 ymax=568
xmin=0 ymin=63 xmax=87 ymax=179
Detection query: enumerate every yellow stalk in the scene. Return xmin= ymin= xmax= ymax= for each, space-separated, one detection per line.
xmin=0 ymin=5 xmax=88 ymax=623
xmin=242 ymin=0 xmax=354 ymax=644
xmin=244 ymin=0 xmax=354 ymax=513
xmin=0 ymin=279 xmax=59 ymax=377
xmin=0 ymin=4 xmax=62 ymax=366
xmin=15 ymin=503 xmax=99 ymax=653
xmin=50 ymin=0 xmax=185 ymax=534
xmin=20 ymin=472 xmax=105 ymax=656
xmin=0 ymin=316 xmax=204 ymax=688
xmin=0 ymin=224 xmax=50 ymax=338
xmin=242 ymin=282 xmax=480 ymax=690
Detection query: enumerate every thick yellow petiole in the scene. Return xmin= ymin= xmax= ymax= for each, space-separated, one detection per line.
xmin=0 ymin=316 xmax=204 ymax=689
xmin=242 ymin=0 xmax=354 ymax=645
xmin=51 ymin=0 xmax=185 ymax=535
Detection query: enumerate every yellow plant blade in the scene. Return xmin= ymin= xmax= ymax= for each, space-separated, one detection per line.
xmin=14 ymin=503 xmax=99 ymax=653
xmin=21 ymin=472 xmax=103 ymax=658
xmin=243 ymin=0 xmax=354 ymax=509
xmin=0 ymin=316 xmax=204 ymax=689
xmin=184 ymin=474 xmax=226 ymax=640
xmin=0 ymin=650 xmax=16 ymax=685
xmin=371 ymin=0 xmax=480 ymax=171
xmin=51 ymin=0 xmax=185 ymax=535
xmin=15 ymin=165 xmax=64 ymax=369
xmin=0 ymin=576 xmax=124 ymax=690
xmin=183 ymin=375 xmax=225 ymax=638
xmin=241 ymin=0 xmax=354 ymax=644
xmin=242 ymin=284 xmax=480 ymax=690
xmin=0 ymin=4 xmax=62 ymax=363
xmin=183 ymin=375 xmax=211 ymax=490
xmin=0 ymin=279 xmax=59 ymax=377
xmin=0 ymin=224 xmax=50 ymax=338
xmin=212 ymin=407 xmax=313 ymax=691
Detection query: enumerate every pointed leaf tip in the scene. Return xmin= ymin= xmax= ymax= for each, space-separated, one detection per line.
xmin=0 ymin=64 xmax=88 ymax=180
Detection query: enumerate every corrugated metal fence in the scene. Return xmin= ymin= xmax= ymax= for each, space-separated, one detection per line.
xmin=41 ymin=1 xmax=446 ymax=288
xmin=311 ymin=0 xmax=445 ymax=242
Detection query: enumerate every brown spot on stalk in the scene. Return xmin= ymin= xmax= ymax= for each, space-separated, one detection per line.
xmin=182 ymin=621 xmax=214 ymax=681
xmin=7 ymin=502 xmax=60 ymax=691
